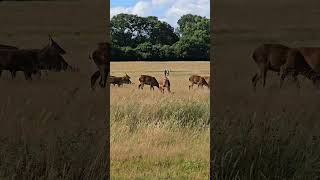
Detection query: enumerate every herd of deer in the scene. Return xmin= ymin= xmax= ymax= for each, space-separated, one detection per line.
xmin=0 ymin=38 xmax=210 ymax=94
xmin=0 ymin=35 xmax=78 ymax=81
xmin=252 ymin=43 xmax=320 ymax=91
xmin=0 ymin=36 xmax=108 ymax=91
xmin=108 ymin=73 xmax=210 ymax=94
xmin=88 ymin=42 xmax=212 ymax=92
xmin=0 ymin=37 xmax=209 ymax=94
xmin=5 ymin=38 xmax=320 ymax=93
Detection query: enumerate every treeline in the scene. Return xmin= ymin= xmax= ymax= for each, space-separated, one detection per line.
xmin=110 ymin=13 xmax=210 ymax=61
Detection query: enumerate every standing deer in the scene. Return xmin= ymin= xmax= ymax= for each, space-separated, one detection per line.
xmin=159 ymin=71 xmax=171 ymax=94
xmin=89 ymin=42 xmax=109 ymax=90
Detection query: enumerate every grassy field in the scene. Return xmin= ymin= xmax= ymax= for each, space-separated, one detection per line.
xmin=212 ymin=0 xmax=320 ymax=179
xmin=110 ymin=61 xmax=210 ymax=179
xmin=0 ymin=1 xmax=108 ymax=179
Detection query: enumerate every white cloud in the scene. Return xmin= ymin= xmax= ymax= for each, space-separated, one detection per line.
xmin=131 ymin=1 xmax=152 ymax=16
xmin=165 ymin=0 xmax=210 ymax=27
xmin=158 ymin=17 xmax=167 ymax=22
xmin=110 ymin=1 xmax=152 ymax=18
xmin=110 ymin=7 xmax=131 ymax=18
xmin=151 ymin=0 xmax=170 ymax=5
xmin=111 ymin=0 xmax=210 ymax=27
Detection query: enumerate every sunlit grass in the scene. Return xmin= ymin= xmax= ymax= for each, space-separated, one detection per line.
xmin=110 ymin=61 xmax=210 ymax=179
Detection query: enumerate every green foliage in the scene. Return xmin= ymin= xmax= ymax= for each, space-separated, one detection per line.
xmin=110 ymin=13 xmax=210 ymax=61
xmin=111 ymin=14 xmax=179 ymax=48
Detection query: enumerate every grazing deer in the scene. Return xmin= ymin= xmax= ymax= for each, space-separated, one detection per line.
xmin=189 ymin=75 xmax=209 ymax=89
xmin=109 ymin=73 xmax=132 ymax=87
xmin=138 ymin=75 xmax=160 ymax=91
xmin=251 ymin=44 xmax=290 ymax=91
xmin=280 ymin=47 xmax=320 ymax=89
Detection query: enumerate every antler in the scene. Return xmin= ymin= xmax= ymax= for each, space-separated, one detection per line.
xmin=48 ymin=34 xmax=53 ymax=45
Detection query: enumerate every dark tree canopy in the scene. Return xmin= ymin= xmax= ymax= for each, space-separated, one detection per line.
xmin=110 ymin=13 xmax=210 ymax=61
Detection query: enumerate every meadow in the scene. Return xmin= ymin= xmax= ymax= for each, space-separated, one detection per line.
xmin=212 ymin=0 xmax=320 ymax=179
xmin=0 ymin=1 xmax=108 ymax=179
xmin=110 ymin=61 xmax=210 ymax=179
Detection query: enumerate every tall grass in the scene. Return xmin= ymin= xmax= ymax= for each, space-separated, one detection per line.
xmin=212 ymin=106 xmax=320 ymax=180
xmin=0 ymin=80 xmax=107 ymax=179
xmin=111 ymin=96 xmax=209 ymax=130
xmin=110 ymin=61 xmax=210 ymax=179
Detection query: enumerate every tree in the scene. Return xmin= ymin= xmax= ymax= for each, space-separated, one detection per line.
xmin=145 ymin=16 xmax=179 ymax=45
xmin=111 ymin=14 xmax=179 ymax=48
xmin=135 ymin=42 xmax=153 ymax=59
xmin=111 ymin=14 xmax=148 ymax=48
xmin=174 ymin=14 xmax=210 ymax=60
xmin=110 ymin=13 xmax=210 ymax=61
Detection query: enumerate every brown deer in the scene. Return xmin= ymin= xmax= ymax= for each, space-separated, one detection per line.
xmin=89 ymin=42 xmax=109 ymax=89
xmin=251 ymin=44 xmax=290 ymax=91
xmin=138 ymin=75 xmax=160 ymax=91
xmin=280 ymin=47 xmax=320 ymax=89
xmin=109 ymin=73 xmax=132 ymax=87
xmin=189 ymin=75 xmax=209 ymax=89
xmin=159 ymin=76 xmax=171 ymax=94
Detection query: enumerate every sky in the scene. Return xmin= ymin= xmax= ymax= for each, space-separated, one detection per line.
xmin=110 ymin=0 xmax=210 ymax=28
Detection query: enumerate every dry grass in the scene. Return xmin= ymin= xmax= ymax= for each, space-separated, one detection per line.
xmin=0 ymin=1 xmax=108 ymax=179
xmin=110 ymin=61 xmax=210 ymax=179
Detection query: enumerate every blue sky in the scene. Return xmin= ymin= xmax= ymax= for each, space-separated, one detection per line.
xmin=110 ymin=0 xmax=210 ymax=28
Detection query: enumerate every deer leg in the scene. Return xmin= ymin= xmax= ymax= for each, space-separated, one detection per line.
xmin=44 ymin=70 xmax=49 ymax=77
xmin=103 ymin=67 xmax=109 ymax=88
xmin=91 ymin=70 xmax=100 ymax=90
xmin=34 ymin=70 xmax=41 ymax=80
xmin=262 ymin=67 xmax=268 ymax=88
xmin=0 ymin=70 xmax=2 ymax=78
xmin=11 ymin=70 xmax=17 ymax=80
xmin=98 ymin=66 xmax=107 ymax=88
xmin=189 ymin=83 xmax=194 ymax=90
xmin=38 ymin=71 xmax=42 ymax=79
xmin=293 ymin=73 xmax=300 ymax=89
xmin=98 ymin=76 xmax=103 ymax=87
xmin=24 ymin=71 xmax=32 ymax=81
xmin=252 ymin=73 xmax=259 ymax=90
xmin=280 ymin=67 xmax=289 ymax=88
